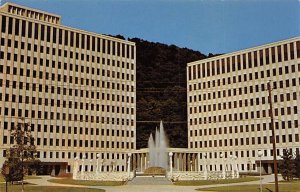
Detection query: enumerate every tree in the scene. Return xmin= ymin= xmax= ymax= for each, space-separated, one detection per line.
xmin=1 ymin=118 xmax=38 ymax=191
xmin=1 ymin=153 xmax=23 ymax=183
xmin=280 ymin=149 xmax=296 ymax=181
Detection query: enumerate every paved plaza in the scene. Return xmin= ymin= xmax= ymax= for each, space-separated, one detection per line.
xmin=24 ymin=174 xmax=282 ymax=192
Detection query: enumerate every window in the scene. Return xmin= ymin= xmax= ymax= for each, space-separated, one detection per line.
xmin=64 ymin=30 xmax=68 ymax=45
xmin=52 ymin=28 xmax=56 ymax=43
xmin=277 ymin=46 xmax=282 ymax=62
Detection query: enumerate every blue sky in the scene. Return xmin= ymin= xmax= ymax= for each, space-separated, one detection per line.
xmin=5 ymin=0 xmax=300 ymax=54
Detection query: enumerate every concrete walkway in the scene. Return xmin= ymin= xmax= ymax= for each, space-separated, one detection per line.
xmin=196 ymin=174 xmax=282 ymax=190
xmin=127 ymin=176 xmax=172 ymax=185
xmin=25 ymin=174 xmax=282 ymax=192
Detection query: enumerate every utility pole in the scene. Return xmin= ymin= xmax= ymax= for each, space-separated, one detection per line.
xmin=267 ymin=82 xmax=279 ymax=192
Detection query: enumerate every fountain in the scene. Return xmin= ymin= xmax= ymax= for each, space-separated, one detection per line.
xmin=148 ymin=121 xmax=168 ymax=169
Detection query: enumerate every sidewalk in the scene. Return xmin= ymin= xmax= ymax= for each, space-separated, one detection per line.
xmin=196 ymin=174 xmax=283 ymax=190
xmin=25 ymin=174 xmax=282 ymax=192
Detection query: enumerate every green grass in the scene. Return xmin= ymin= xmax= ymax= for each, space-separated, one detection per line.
xmin=0 ymin=174 xmax=41 ymax=182
xmin=0 ymin=174 xmax=5 ymax=182
xmin=198 ymin=180 xmax=300 ymax=192
xmin=174 ymin=176 xmax=259 ymax=186
xmin=0 ymin=184 xmax=105 ymax=192
xmin=48 ymin=178 xmax=125 ymax=186
xmin=279 ymin=179 xmax=300 ymax=183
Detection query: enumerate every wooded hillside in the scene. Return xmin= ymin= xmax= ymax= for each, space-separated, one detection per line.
xmin=110 ymin=35 xmax=210 ymax=148
xmin=128 ymin=38 xmax=207 ymax=148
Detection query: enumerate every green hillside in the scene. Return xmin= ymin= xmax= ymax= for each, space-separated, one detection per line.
xmin=109 ymin=35 xmax=213 ymax=148
xmin=129 ymin=38 xmax=207 ymax=148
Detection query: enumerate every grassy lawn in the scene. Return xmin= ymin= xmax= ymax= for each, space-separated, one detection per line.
xmin=198 ymin=180 xmax=300 ymax=192
xmin=48 ymin=178 xmax=125 ymax=186
xmin=0 ymin=175 xmax=5 ymax=182
xmin=174 ymin=176 xmax=259 ymax=186
xmin=0 ymin=183 xmax=105 ymax=192
xmin=1 ymin=174 xmax=41 ymax=182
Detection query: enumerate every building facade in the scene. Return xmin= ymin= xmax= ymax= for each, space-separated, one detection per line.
xmin=0 ymin=3 xmax=136 ymax=175
xmin=187 ymin=37 xmax=300 ymax=174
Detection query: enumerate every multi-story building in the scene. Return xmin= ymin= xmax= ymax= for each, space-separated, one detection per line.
xmin=187 ymin=37 xmax=300 ymax=174
xmin=0 ymin=3 xmax=136 ymax=175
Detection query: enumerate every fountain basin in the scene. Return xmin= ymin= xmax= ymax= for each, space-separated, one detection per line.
xmin=143 ymin=167 xmax=166 ymax=176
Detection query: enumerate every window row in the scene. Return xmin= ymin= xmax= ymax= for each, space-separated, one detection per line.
xmin=4 ymin=122 xmax=134 ymax=136
xmin=0 ymin=38 xmax=135 ymax=70
xmin=188 ymin=41 xmax=300 ymax=80
xmin=191 ymin=134 xmax=300 ymax=148
xmin=3 ymin=136 xmax=134 ymax=149
xmin=3 ymin=103 xmax=134 ymax=116
xmin=199 ymin=163 xmax=256 ymax=172
xmin=2 ymin=95 xmax=134 ymax=106
xmin=189 ymin=100 xmax=298 ymax=114
xmin=198 ymin=148 xmax=297 ymax=160
xmin=189 ymin=67 xmax=300 ymax=92
xmin=1 ymin=16 xmax=135 ymax=59
xmin=1 ymin=81 xmax=135 ymax=95
xmin=2 ymin=113 xmax=135 ymax=128
xmin=8 ymin=5 xmax=60 ymax=24
xmin=190 ymin=120 xmax=299 ymax=136
xmin=0 ymin=61 xmax=134 ymax=82
xmin=190 ymin=85 xmax=298 ymax=104
xmin=3 ymin=149 xmax=131 ymax=162
xmin=190 ymin=109 xmax=298 ymax=124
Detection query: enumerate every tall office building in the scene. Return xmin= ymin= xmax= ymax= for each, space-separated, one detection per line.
xmin=0 ymin=3 xmax=136 ymax=175
xmin=187 ymin=37 xmax=300 ymax=173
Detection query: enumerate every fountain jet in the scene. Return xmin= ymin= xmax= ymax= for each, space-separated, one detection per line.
xmin=148 ymin=121 xmax=168 ymax=169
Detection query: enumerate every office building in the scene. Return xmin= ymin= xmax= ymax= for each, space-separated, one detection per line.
xmin=187 ymin=37 xmax=300 ymax=173
xmin=0 ymin=3 xmax=136 ymax=175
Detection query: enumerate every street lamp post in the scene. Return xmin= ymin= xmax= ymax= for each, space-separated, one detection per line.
xmin=234 ymin=155 xmax=239 ymax=178
xmin=267 ymin=82 xmax=279 ymax=192
xmin=127 ymin=153 xmax=132 ymax=177
xmin=258 ymin=150 xmax=263 ymax=192
xmin=96 ymin=153 xmax=100 ymax=173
